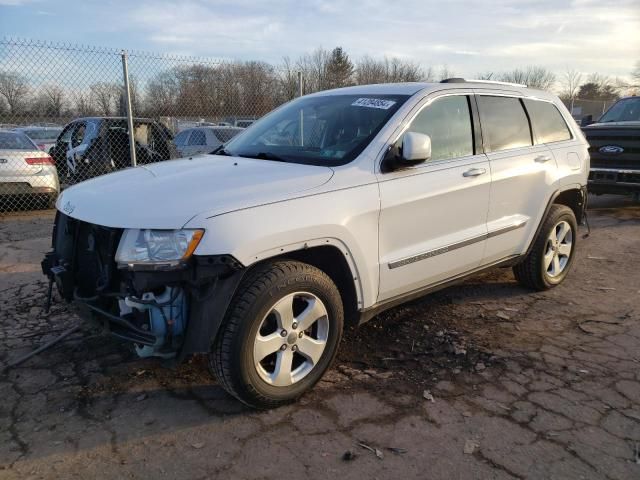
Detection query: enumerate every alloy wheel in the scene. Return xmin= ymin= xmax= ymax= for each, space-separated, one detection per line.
xmin=544 ymin=220 xmax=573 ymax=278
xmin=253 ymin=292 xmax=329 ymax=387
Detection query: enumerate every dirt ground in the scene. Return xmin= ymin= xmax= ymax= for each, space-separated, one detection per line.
xmin=1 ymin=195 xmax=639 ymax=480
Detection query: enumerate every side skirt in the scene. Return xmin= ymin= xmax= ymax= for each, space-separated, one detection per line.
xmin=357 ymin=254 xmax=521 ymax=325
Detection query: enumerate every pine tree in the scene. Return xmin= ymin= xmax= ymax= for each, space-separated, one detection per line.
xmin=325 ymin=47 xmax=354 ymax=89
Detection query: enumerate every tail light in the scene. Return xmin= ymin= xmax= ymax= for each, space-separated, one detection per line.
xmin=26 ymin=156 xmax=54 ymax=165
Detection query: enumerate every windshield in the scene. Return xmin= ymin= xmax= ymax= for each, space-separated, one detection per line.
xmin=599 ymin=97 xmax=640 ymax=123
xmin=0 ymin=131 xmax=37 ymax=150
xmin=222 ymin=94 xmax=409 ymax=166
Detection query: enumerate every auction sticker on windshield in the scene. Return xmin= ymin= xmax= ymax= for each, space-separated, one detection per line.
xmin=352 ymin=98 xmax=396 ymax=109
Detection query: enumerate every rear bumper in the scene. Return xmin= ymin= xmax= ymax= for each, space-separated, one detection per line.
xmin=588 ymin=168 xmax=640 ymax=194
xmin=0 ymin=182 xmax=58 ymax=195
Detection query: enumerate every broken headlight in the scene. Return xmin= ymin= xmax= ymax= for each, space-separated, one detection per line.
xmin=115 ymin=229 xmax=204 ymax=268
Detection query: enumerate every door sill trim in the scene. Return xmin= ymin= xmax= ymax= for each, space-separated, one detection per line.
xmin=387 ymin=220 xmax=526 ymax=270
xmin=361 ymin=254 xmax=521 ymax=324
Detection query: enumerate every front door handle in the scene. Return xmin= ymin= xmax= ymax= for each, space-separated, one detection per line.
xmin=535 ymin=155 xmax=552 ymax=163
xmin=463 ymin=168 xmax=487 ymax=177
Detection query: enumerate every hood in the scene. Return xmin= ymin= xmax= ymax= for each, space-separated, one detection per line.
xmin=583 ymin=121 xmax=640 ymax=130
xmin=57 ymin=155 xmax=334 ymax=229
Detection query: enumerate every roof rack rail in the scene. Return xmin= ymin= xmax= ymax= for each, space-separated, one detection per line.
xmin=440 ymin=77 xmax=527 ymax=88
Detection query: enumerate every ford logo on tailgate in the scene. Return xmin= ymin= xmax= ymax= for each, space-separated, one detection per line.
xmin=599 ymin=145 xmax=624 ymax=155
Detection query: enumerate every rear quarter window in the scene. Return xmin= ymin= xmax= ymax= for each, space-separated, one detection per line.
xmin=524 ymin=99 xmax=572 ymax=144
xmin=477 ymin=96 xmax=532 ymax=152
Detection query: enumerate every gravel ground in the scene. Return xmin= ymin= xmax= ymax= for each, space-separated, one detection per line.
xmin=1 ymin=195 xmax=639 ymax=480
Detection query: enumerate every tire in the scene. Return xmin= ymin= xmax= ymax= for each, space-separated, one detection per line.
xmin=46 ymin=193 xmax=57 ymax=210
xmin=210 ymin=260 xmax=344 ymax=409
xmin=513 ymin=204 xmax=578 ymax=291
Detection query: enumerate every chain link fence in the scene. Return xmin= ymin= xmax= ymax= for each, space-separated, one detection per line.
xmin=563 ymin=97 xmax=617 ymax=123
xmin=0 ymin=38 xmax=302 ymax=214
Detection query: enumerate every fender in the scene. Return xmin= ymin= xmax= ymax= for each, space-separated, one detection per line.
xmin=186 ymin=182 xmax=381 ymax=309
xmin=523 ymin=184 xmax=587 ymax=258
xmin=243 ymin=236 xmax=364 ymax=308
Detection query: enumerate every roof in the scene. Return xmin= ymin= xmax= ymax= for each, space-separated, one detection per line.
xmin=73 ymin=116 xmax=156 ymax=122
xmin=13 ymin=125 xmax=62 ymax=130
xmin=188 ymin=125 xmax=244 ymax=130
xmin=310 ymin=81 xmax=557 ymax=102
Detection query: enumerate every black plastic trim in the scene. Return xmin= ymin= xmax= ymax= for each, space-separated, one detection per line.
xmin=359 ymin=254 xmax=521 ymax=324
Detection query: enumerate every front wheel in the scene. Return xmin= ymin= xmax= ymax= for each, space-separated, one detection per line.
xmin=513 ymin=204 xmax=578 ymax=290
xmin=210 ymin=260 xmax=344 ymax=408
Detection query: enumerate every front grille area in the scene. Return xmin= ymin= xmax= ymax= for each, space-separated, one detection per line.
xmin=584 ymin=126 xmax=640 ymax=170
xmin=589 ymin=170 xmax=640 ymax=184
xmin=74 ymin=221 xmax=123 ymax=298
xmin=53 ymin=213 xmax=123 ymax=299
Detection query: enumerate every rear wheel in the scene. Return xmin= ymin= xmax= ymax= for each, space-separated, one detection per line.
xmin=513 ymin=204 xmax=577 ymax=290
xmin=210 ymin=260 xmax=344 ymax=408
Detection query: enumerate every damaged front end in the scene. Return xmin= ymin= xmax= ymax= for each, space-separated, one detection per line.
xmin=41 ymin=212 xmax=244 ymax=361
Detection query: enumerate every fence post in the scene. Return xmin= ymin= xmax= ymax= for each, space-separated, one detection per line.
xmin=297 ymin=71 xmax=303 ymax=97
xmin=121 ymin=50 xmax=137 ymax=167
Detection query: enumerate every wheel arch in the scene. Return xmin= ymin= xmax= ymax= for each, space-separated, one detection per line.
xmin=244 ymin=241 xmax=362 ymax=326
xmin=553 ymin=185 xmax=587 ymax=224
xmin=524 ymin=184 xmax=586 ymax=258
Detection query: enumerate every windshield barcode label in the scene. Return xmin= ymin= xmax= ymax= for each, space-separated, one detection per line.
xmin=352 ymin=98 xmax=396 ymax=110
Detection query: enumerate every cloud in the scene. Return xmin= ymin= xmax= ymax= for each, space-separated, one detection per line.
xmin=3 ymin=0 xmax=639 ymax=80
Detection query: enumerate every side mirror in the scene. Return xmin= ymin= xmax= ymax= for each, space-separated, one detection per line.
xmin=402 ymin=132 xmax=431 ymax=163
xmin=581 ymin=115 xmax=594 ymax=127
xmin=382 ymin=132 xmax=431 ymax=172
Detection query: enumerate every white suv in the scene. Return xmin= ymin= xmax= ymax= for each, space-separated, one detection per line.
xmin=43 ymin=79 xmax=589 ymax=408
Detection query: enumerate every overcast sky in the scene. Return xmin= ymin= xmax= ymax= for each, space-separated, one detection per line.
xmin=1 ymin=0 xmax=639 ymax=81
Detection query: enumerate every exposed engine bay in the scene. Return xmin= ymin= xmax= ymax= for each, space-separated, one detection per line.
xmin=41 ymin=212 xmax=244 ymax=360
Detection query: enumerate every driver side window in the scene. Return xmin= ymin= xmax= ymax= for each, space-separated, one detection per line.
xmin=406 ymin=95 xmax=474 ymax=161
xmin=71 ymin=123 xmax=86 ymax=148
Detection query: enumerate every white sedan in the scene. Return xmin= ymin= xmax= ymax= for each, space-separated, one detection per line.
xmin=173 ymin=126 xmax=244 ymax=158
xmin=0 ymin=130 xmax=60 ymax=209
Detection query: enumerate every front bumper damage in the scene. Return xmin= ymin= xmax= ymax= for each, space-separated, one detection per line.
xmin=41 ymin=212 xmax=245 ymax=361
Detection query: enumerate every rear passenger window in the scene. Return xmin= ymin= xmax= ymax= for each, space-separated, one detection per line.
xmin=406 ymin=95 xmax=473 ymax=161
xmin=524 ymin=99 xmax=572 ymax=144
xmin=188 ymin=130 xmax=206 ymax=146
xmin=477 ymin=96 xmax=532 ymax=152
xmin=174 ymin=130 xmax=190 ymax=146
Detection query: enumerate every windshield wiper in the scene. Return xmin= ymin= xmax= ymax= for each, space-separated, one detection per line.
xmin=242 ymin=152 xmax=289 ymax=163
xmin=210 ymin=145 xmax=232 ymax=156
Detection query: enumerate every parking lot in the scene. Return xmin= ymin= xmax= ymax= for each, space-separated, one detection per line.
xmin=1 ymin=195 xmax=639 ymax=479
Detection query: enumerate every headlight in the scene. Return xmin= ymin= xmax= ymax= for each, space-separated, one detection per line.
xmin=115 ymin=229 xmax=204 ymax=267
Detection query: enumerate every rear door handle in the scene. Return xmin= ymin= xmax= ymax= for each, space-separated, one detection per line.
xmin=463 ymin=168 xmax=486 ymax=177
xmin=534 ymin=155 xmax=552 ymax=163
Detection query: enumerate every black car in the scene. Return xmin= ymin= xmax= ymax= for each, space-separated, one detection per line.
xmin=582 ymin=96 xmax=640 ymax=198
xmin=50 ymin=117 xmax=178 ymax=180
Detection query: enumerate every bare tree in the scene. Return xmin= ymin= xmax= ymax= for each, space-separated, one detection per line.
xmin=438 ymin=65 xmax=456 ymax=81
xmin=277 ymin=56 xmax=300 ymax=102
xmin=145 ymin=70 xmax=180 ymax=117
xmin=90 ymin=82 xmax=120 ymax=116
xmin=40 ymin=84 xmax=66 ymax=117
xmin=73 ymin=90 xmax=96 ymax=117
xmin=296 ymin=47 xmax=331 ymax=93
xmin=561 ymin=69 xmax=582 ymax=113
xmin=355 ymin=56 xmax=426 ymax=84
xmin=499 ymin=66 xmax=556 ymax=90
xmin=475 ymin=72 xmax=495 ymax=80
xmin=632 ymin=60 xmax=640 ymax=85
xmin=0 ymin=71 xmax=30 ymax=114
